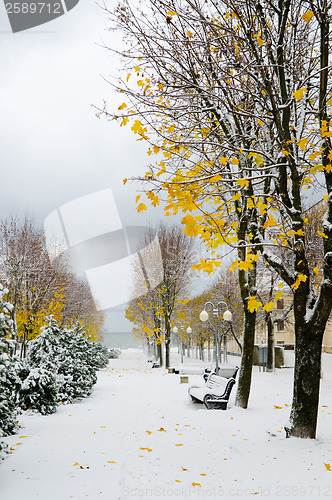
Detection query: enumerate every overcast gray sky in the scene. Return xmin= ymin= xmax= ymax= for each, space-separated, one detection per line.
xmin=0 ymin=2 xmax=217 ymax=334
xmin=0 ymin=1 xmax=166 ymax=225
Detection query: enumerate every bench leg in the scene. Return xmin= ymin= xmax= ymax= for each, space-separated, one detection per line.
xmin=204 ymin=399 xmax=228 ymax=410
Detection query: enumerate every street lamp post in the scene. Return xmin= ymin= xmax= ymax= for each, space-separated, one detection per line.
xmin=172 ymin=323 xmax=192 ymax=363
xmin=199 ymin=301 xmax=232 ymax=374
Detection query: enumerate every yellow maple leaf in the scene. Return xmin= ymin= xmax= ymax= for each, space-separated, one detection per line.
xmin=181 ymin=467 xmax=188 ymax=471
xmin=232 ymin=157 xmax=240 ymax=165
xmin=146 ymin=430 xmax=152 ymax=435
xmin=302 ymin=11 xmax=314 ymax=23
xmin=293 ymin=88 xmax=308 ymax=100
xmin=175 ymin=444 xmax=184 ymax=446
xmin=309 ymin=151 xmax=321 ymax=161
xmin=123 ymin=178 xmax=128 ymax=185
xmin=175 ymin=480 xmax=181 ymax=483
xmin=131 ymin=120 xmax=148 ymax=137
xmin=263 ymin=216 xmax=277 ymax=229
xmin=313 ymin=267 xmax=320 ymax=274
xmin=274 ymin=405 xmax=283 ymax=409
xmin=187 ymin=31 xmax=193 ymax=38
xmin=193 ymin=259 xmax=221 ymax=274
xmin=120 ymin=117 xmax=129 ymax=127
xmin=291 ymin=273 xmax=308 ymax=290
xmin=158 ymin=427 xmax=166 ymax=432
xmin=229 ymin=261 xmax=238 ymax=272
xmin=317 ymin=230 xmax=328 ymax=239
xmin=209 ymin=175 xmax=222 ymax=183
xmin=118 ymin=102 xmax=127 ymax=111
xmin=192 ymin=482 xmax=202 ymax=487
xmin=247 ymin=296 xmax=263 ymax=313
xmin=237 ymin=178 xmax=250 ymax=188
xmin=107 ymin=461 xmax=117 ymax=464
xmin=298 ymin=138 xmax=308 ymax=151
xmin=257 ymin=119 xmax=264 ymax=126
xmin=181 ymin=214 xmax=201 ymax=237
xmin=275 ymin=291 xmax=283 ymax=301
xmin=324 ymin=463 xmax=331 ymax=471
xmin=238 ymin=260 xmax=253 ymax=271
xmin=263 ymin=301 xmax=274 ymax=312
xmin=220 ymin=156 xmax=229 ymax=165
xmin=137 ymin=203 xmax=147 ymax=213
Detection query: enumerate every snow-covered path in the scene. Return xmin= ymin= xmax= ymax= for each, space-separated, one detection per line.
xmin=1 ymin=350 xmax=332 ymax=499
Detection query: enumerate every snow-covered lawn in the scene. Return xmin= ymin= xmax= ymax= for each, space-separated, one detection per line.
xmin=0 ymin=349 xmax=331 ymax=499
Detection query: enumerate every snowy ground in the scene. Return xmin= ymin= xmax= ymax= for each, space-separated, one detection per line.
xmin=0 ymin=349 xmax=331 ymax=500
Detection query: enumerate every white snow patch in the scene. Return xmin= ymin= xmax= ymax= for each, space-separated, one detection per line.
xmin=0 ymin=351 xmax=331 ymax=499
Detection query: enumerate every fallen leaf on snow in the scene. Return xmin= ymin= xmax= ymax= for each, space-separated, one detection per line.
xmin=146 ymin=431 xmax=152 ymax=435
xmin=158 ymin=427 xmax=166 ymax=432
xmin=324 ymin=463 xmax=331 ymax=471
xmin=192 ymin=482 xmax=201 ymax=487
xmin=175 ymin=444 xmax=183 ymax=446
xmin=274 ymin=406 xmax=283 ymax=409
xmin=181 ymin=467 xmax=188 ymax=471
xmin=107 ymin=461 xmax=117 ymax=464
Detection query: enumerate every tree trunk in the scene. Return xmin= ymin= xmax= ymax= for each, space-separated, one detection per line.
xmin=235 ymin=237 xmax=257 ymax=409
xmin=164 ymin=314 xmax=171 ymax=369
xmin=266 ymin=312 xmax=275 ymax=372
xmin=157 ymin=340 xmax=163 ymax=367
xmin=288 ymin=324 xmax=324 ymax=438
xmin=235 ymin=308 xmax=256 ymax=408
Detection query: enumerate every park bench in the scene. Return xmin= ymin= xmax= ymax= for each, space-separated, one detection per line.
xmin=188 ymin=367 xmax=239 ymax=410
xmin=203 ymin=365 xmax=239 ymax=381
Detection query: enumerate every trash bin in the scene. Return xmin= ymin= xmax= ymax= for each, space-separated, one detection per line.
xmin=259 ymin=346 xmax=268 ymax=371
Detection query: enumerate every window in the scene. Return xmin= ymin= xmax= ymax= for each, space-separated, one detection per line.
xmin=276 ymin=320 xmax=285 ymax=332
xmin=277 ymin=299 xmax=284 ymax=310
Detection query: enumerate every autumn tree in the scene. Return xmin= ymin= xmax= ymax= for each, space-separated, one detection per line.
xmin=126 ymin=223 xmax=196 ymax=367
xmin=0 ymin=216 xmax=104 ymax=352
xmin=103 ymin=0 xmax=332 ymax=438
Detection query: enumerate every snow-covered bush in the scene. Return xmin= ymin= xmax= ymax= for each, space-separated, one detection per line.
xmin=0 ymin=286 xmax=19 ymax=457
xmin=27 ymin=318 xmax=108 ymax=404
xmin=108 ymin=348 xmax=121 ymax=359
xmin=18 ymin=366 xmax=58 ymax=415
xmin=0 ymin=353 xmax=18 ymax=436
